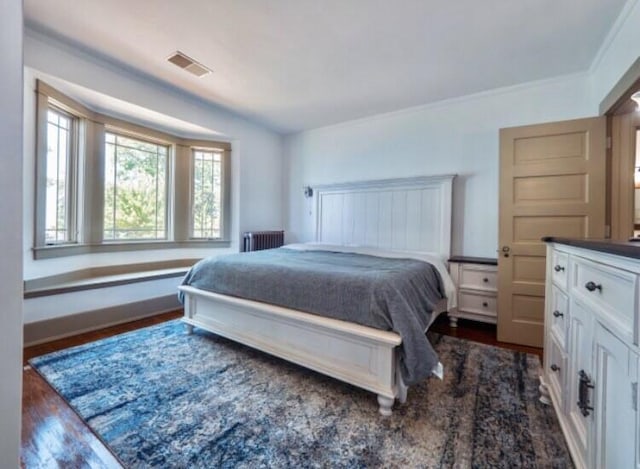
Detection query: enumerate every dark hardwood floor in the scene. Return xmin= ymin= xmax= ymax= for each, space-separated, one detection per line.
xmin=21 ymin=311 xmax=182 ymax=469
xmin=429 ymin=315 xmax=543 ymax=358
xmin=21 ymin=310 xmax=541 ymax=468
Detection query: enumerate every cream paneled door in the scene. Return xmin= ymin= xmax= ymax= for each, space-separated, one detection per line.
xmin=498 ymin=117 xmax=606 ymax=347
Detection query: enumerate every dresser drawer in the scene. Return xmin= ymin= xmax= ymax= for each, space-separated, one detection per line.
xmin=549 ymin=285 xmax=569 ymax=350
xmin=546 ymin=333 xmax=567 ymax=411
xmin=458 ymin=291 xmax=497 ymax=318
xmin=572 ymin=257 xmax=637 ymax=342
xmin=550 ymin=249 xmax=569 ymax=291
xmin=459 ymin=265 xmax=497 ymax=292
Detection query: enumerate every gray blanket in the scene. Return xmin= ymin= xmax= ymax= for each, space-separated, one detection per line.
xmin=180 ymin=247 xmax=445 ymax=385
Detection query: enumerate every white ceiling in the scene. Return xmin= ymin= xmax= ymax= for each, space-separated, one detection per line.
xmin=32 ymin=71 xmax=225 ymax=140
xmin=24 ymin=0 xmax=627 ymax=134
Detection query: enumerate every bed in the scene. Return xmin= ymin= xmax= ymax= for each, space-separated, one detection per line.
xmin=178 ymin=174 xmax=456 ymax=415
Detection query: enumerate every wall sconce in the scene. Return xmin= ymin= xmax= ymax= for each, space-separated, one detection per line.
xmin=632 ymin=91 xmax=640 ymax=109
xmin=635 ymin=167 xmax=640 ymax=189
xmin=304 ymin=186 xmax=313 ymax=198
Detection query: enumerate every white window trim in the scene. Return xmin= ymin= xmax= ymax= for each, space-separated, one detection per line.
xmin=34 ymin=80 xmax=231 ymax=260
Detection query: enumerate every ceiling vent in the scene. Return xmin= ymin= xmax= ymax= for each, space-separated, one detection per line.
xmin=167 ymin=51 xmax=212 ymax=77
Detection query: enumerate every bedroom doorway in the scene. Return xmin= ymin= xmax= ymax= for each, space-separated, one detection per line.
xmin=497 ymin=117 xmax=606 ymax=347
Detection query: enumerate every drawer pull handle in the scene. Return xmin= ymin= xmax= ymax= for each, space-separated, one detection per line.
xmin=483 ymin=277 xmax=489 ymax=283
xmin=482 ymin=302 xmax=488 ymax=307
xmin=551 ymin=364 xmax=560 ymax=372
xmin=577 ymin=370 xmax=594 ymax=417
xmin=585 ymin=281 xmax=602 ymax=292
xmin=554 ymin=265 xmax=565 ymax=272
xmin=553 ymin=310 xmax=564 ymax=318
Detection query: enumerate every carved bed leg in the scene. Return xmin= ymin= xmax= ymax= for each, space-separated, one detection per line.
xmin=186 ymin=324 xmax=194 ymax=335
xmin=377 ymin=395 xmax=394 ymax=417
xmin=539 ymin=377 xmax=551 ymax=405
xmin=449 ymin=316 xmax=458 ymax=328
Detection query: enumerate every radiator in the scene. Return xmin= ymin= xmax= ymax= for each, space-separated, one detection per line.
xmin=242 ymin=230 xmax=284 ymax=252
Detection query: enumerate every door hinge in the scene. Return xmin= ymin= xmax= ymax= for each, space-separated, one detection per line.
xmin=605 ymin=225 xmax=611 ymax=238
xmin=633 ymin=382 xmax=638 ymax=412
xmin=606 ymin=136 xmax=612 ymax=149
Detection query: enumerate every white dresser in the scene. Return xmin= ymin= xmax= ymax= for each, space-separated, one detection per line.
xmin=541 ymin=240 xmax=640 ymax=469
xmin=448 ymin=256 xmax=498 ymax=327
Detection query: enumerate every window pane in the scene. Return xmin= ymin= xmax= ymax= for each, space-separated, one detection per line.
xmin=191 ymin=150 xmax=222 ymax=239
xmin=103 ymin=132 xmax=169 ymax=240
xmin=45 ymin=108 xmax=73 ymax=244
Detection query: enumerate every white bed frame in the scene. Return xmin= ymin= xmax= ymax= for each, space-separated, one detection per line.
xmin=179 ymin=174 xmax=455 ymax=416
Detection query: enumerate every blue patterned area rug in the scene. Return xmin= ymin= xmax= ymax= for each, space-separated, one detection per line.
xmin=30 ymin=320 xmax=572 ymax=468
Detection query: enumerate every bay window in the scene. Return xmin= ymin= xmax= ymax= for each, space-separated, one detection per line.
xmin=34 ymin=80 xmax=231 ymax=259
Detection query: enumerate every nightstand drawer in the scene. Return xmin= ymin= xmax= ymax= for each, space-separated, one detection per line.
xmin=458 ymin=291 xmax=497 ymax=317
xmin=448 ymin=257 xmax=498 ymax=327
xmin=459 ymin=265 xmax=497 ymax=292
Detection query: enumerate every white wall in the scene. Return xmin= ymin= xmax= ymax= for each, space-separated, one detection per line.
xmin=589 ymin=0 xmax=640 ymax=107
xmin=284 ymin=73 xmax=593 ymax=258
xmin=23 ymin=27 xmax=284 ymax=323
xmin=19 ymin=0 xmax=640 ymax=324
xmin=0 ymin=0 xmax=23 ymax=465
xmin=25 ymin=278 xmax=182 ymax=324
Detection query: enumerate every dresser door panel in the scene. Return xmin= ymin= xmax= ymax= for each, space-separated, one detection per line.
xmin=592 ymin=323 xmax=638 ymax=469
xmin=567 ymin=298 xmax=594 ymax=468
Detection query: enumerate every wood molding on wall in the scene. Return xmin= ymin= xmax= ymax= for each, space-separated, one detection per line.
xmin=602 ymin=57 xmax=640 ymax=240
xmin=600 ymin=56 xmax=640 ymax=116
xmin=610 ymin=112 xmax=640 ymax=239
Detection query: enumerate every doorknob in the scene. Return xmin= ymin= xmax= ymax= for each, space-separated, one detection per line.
xmin=501 ymin=246 xmax=510 ymax=258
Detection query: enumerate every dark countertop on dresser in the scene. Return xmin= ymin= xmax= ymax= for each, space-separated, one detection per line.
xmin=542 ymin=237 xmax=640 ymax=260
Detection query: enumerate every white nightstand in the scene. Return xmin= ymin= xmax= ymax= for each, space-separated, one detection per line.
xmin=447 ymin=256 xmax=498 ymax=327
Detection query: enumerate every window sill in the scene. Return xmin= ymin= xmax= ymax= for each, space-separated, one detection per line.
xmin=24 ymin=259 xmax=199 ymax=298
xmin=33 ymin=239 xmax=231 ymax=260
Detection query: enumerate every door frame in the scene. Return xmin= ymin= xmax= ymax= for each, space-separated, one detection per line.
xmin=602 ymin=57 xmax=640 ymax=240
xmin=600 ymin=57 xmax=640 ymax=115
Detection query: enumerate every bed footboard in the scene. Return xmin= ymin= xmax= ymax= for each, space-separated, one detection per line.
xmin=179 ymin=285 xmax=403 ymax=415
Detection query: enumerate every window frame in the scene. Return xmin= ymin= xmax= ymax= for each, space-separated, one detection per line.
xmin=189 ymin=147 xmax=226 ymax=240
xmin=102 ymin=129 xmax=171 ymax=242
xmin=42 ymin=105 xmax=79 ymax=245
xmin=33 ymin=80 xmax=232 ymax=259
xmin=34 ymin=83 xmax=89 ymax=249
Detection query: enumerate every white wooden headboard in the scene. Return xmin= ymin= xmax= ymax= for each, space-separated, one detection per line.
xmin=314 ymin=175 xmax=455 ymax=259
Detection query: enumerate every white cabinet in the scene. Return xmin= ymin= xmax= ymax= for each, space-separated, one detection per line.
xmin=448 ymin=257 xmax=498 ymax=327
xmin=541 ymin=242 xmax=640 ymax=469
xmin=592 ymin=323 xmax=638 ymax=469
xmin=565 ymin=298 xmax=594 ymax=468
